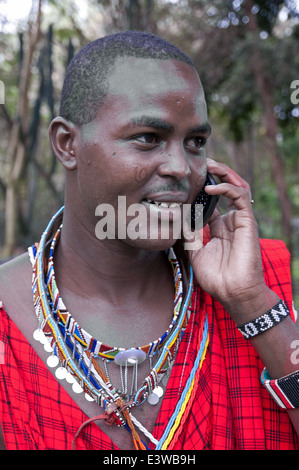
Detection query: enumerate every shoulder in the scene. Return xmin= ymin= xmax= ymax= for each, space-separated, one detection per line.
xmin=0 ymin=252 xmax=32 ymax=300
xmin=0 ymin=252 xmax=34 ymax=332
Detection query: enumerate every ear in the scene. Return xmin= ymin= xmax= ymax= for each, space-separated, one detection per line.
xmin=48 ymin=117 xmax=78 ymax=170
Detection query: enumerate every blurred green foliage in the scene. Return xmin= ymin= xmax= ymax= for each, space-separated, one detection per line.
xmin=0 ymin=0 xmax=298 ymax=302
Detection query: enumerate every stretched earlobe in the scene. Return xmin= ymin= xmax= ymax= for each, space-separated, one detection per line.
xmin=48 ymin=117 xmax=78 ymax=170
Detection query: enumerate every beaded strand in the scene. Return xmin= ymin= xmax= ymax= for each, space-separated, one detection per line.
xmin=30 ymin=206 xmax=194 ymax=441
xmin=46 ymin=224 xmax=184 ymax=362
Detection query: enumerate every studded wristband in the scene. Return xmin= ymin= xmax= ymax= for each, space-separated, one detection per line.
xmin=237 ymin=299 xmax=290 ymax=339
xmin=261 ymin=368 xmax=299 ymax=409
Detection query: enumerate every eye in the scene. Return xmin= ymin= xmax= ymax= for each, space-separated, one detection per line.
xmin=133 ymin=133 xmax=158 ymax=144
xmin=185 ymin=136 xmax=206 ymax=150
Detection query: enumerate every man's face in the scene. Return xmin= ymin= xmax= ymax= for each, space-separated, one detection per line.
xmin=75 ymin=57 xmax=210 ymax=249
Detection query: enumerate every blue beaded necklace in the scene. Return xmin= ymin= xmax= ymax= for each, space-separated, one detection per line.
xmin=30 ymin=206 xmax=194 ymax=440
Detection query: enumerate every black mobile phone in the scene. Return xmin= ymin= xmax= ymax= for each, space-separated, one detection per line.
xmin=190 ymin=173 xmax=219 ymax=229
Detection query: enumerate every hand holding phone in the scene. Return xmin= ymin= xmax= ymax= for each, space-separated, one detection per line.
xmin=187 ymin=161 xmax=266 ymax=327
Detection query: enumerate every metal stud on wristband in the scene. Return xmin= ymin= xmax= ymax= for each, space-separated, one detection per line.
xmin=237 ymin=299 xmax=290 ymax=339
xmin=261 ymin=368 xmax=299 ymax=409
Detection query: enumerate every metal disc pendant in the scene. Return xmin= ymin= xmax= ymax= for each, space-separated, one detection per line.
xmin=44 ymin=341 xmax=53 ymax=353
xmin=66 ymin=372 xmax=76 ymax=384
xmin=154 ymin=386 xmax=164 ymax=398
xmin=33 ymin=329 xmax=47 ymax=344
xmin=114 ymin=349 xmax=146 ymax=366
xmin=33 ymin=329 xmax=43 ymax=342
xmin=55 ymin=366 xmax=67 ymax=380
xmin=147 ymin=386 xmax=164 ymax=405
xmin=47 ymin=355 xmax=59 ymax=368
xmin=147 ymin=390 xmax=160 ymax=405
xmin=72 ymin=381 xmax=83 ymax=394
xmin=85 ymin=392 xmax=95 ymax=402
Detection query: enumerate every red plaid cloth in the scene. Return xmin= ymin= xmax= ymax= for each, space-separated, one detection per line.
xmin=0 ymin=239 xmax=298 ymax=450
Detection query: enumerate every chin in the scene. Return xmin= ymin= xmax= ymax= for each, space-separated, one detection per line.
xmin=115 ymin=216 xmax=182 ymax=251
xmin=123 ymin=235 xmax=179 ymax=252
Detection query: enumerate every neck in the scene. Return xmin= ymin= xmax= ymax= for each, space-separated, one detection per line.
xmin=53 ymin=206 xmax=171 ymax=305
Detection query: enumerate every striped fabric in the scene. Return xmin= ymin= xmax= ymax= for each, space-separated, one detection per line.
xmin=0 ymin=238 xmax=298 ymax=450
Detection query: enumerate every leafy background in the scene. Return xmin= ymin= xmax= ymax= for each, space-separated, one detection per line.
xmin=0 ymin=0 xmax=298 ymax=305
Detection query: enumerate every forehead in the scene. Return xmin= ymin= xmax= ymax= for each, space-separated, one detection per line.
xmin=105 ymin=56 xmax=206 ymax=114
xmin=108 ymin=56 xmax=201 ymax=91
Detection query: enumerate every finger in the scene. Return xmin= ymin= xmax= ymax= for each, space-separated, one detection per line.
xmin=207 ymin=158 xmax=251 ymax=197
xmin=205 ymin=182 xmax=253 ymax=211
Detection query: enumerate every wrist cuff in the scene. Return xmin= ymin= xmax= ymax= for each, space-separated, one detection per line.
xmin=237 ymin=299 xmax=289 ymax=339
xmin=261 ymin=367 xmax=299 ymax=409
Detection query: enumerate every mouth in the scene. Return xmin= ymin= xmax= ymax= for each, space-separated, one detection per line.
xmin=141 ymin=192 xmax=189 ymax=210
xmin=139 ymin=198 xmax=183 ymax=241
xmin=141 ymin=198 xmax=184 ymax=231
xmin=143 ymin=199 xmax=182 ymax=209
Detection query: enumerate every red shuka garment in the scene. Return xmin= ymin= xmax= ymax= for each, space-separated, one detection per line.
xmin=0 ymin=239 xmax=298 ymax=450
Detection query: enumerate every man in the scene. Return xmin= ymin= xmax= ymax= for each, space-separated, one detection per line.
xmin=0 ymin=31 xmax=298 ymax=451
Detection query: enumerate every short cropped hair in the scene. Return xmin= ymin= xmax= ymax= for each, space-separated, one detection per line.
xmin=59 ymin=31 xmax=195 ymax=126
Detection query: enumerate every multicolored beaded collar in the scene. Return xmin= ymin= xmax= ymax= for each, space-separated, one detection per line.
xmin=46 ymin=223 xmax=185 ymax=363
xmin=30 ymin=206 xmax=194 ymax=449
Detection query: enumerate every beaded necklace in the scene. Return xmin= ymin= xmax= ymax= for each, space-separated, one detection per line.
xmin=46 ymin=224 xmax=184 ymax=364
xmin=30 ymin=206 xmax=194 ymax=449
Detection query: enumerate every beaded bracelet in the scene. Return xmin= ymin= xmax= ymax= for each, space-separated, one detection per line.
xmin=261 ymin=367 xmax=299 ymax=409
xmin=237 ymin=299 xmax=290 ymax=339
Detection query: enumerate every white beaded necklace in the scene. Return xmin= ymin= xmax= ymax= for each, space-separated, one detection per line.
xmin=30 ymin=207 xmax=194 ymax=419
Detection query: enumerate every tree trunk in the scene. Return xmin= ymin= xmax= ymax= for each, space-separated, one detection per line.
xmin=3 ymin=0 xmax=42 ymax=258
xmin=243 ymin=0 xmax=293 ymax=254
xmin=4 ymin=131 xmax=25 ymax=257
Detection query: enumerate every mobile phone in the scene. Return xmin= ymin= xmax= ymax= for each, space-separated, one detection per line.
xmin=191 ymin=173 xmax=219 ymax=229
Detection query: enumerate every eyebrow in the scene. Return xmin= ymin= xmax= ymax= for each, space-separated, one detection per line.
xmin=129 ymin=115 xmax=212 ymax=135
xmin=188 ymin=122 xmax=212 ymax=136
xmin=130 ymin=116 xmax=172 ymax=131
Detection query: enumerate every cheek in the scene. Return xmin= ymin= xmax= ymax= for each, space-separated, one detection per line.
xmin=132 ymin=162 xmax=153 ymax=186
xmin=76 ymin=150 xmax=150 ymax=206
xmin=190 ymin=157 xmax=207 ymax=198
xmin=75 ymin=149 xmax=112 ymax=206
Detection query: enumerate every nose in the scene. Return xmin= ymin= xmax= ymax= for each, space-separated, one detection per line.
xmin=158 ymin=143 xmax=191 ymax=180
